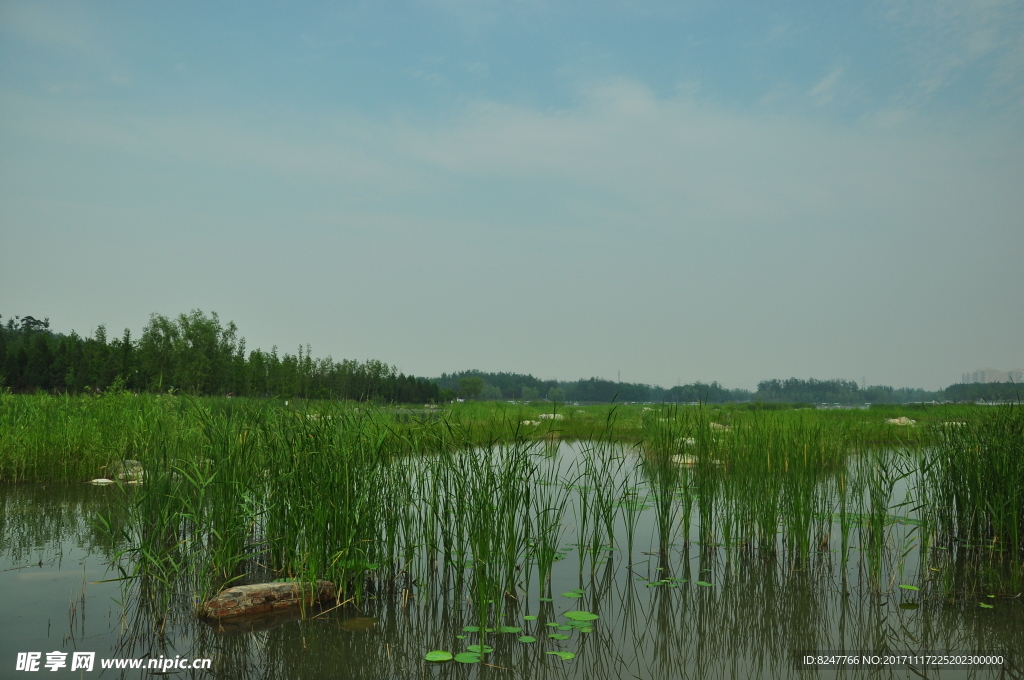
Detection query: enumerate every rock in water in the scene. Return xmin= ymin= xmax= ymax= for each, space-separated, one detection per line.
xmin=202 ymin=581 xmax=335 ymax=619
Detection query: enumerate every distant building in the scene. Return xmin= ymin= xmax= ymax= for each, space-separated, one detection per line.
xmin=962 ymin=368 xmax=1024 ymax=384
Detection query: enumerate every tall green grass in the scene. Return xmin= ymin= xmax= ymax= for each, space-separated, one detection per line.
xmin=921 ymin=404 xmax=1024 ymax=594
xmin=4 ymin=392 xmax=1017 ymax=626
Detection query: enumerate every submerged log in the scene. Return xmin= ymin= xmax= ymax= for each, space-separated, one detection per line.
xmin=202 ymin=581 xmax=335 ymax=619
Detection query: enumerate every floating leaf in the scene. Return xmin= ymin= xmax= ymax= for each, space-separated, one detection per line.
xmin=696 ymin=581 xmax=714 ymax=587
xmin=523 ymin=615 xmax=537 ymax=620
xmin=466 ymin=645 xmax=494 ymax=654
xmin=425 ymin=651 xmax=452 ymax=662
xmin=454 ymin=652 xmax=481 ymax=664
xmin=539 ymin=597 xmax=553 ymax=602
xmin=557 ymin=624 xmax=573 ymax=630
xmin=561 ymin=592 xmax=583 ymax=598
xmin=546 ymin=651 xmax=575 ymax=660
xmin=548 ymin=633 xmax=570 ymax=640
xmin=987 ymin=595 xmax=996 ymax=598
xmin=462 ymin=625 xmax=480 ymax=632
xmin=579 ymin=627 xmax=593 ymax=633
xmin=568 ymin=588 xmax=585 ymax=594
xmin=456 ymin=635 xmax=467 ymax=639
xmin=980 ymin=603 xmax=994 ymax=609
xmin=546 ymin=622 xmax=560 ymax=627
xmin=518 ymin=636 xmax=537 ymax=643
xmin=898 ymin=585 xmax=919 ymax=591
xmin=498 ymin=626 xmax=522 ymax=633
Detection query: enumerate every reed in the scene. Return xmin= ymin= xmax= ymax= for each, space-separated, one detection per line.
xmin=921 ymin=404 xmax=1024 ymax=594
xmin=11 ymin=392 xmax=1014 ymax=650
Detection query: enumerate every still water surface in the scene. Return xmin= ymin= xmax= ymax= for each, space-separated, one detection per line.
xmin=1 ymin=443 xmax=1021 ymax=679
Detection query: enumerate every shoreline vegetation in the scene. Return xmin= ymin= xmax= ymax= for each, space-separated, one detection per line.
xmin=3 ymin=311 xmax=1022 ymax=404
xmin=4 ymin=397 xmax=1020 ymax=641
xmin=2 ymin=390 xmax=1021 ymax=668
xmin=0 ymin=391 xmax=1003 ymax=483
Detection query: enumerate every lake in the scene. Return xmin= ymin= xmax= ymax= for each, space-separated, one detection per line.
xmin=1 ymin=442 xmax=1021 ymax=679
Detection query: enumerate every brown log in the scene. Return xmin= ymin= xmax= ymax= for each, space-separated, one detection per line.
xmin=202 ymin=580 xmax=335 ymax=619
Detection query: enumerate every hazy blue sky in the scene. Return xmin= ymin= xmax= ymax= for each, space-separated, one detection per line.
xmin=2 ymin=0 xmax=1022 ymax=390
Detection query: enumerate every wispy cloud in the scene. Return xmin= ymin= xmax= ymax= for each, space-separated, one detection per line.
xmin=4 ymin=74 xmax=1016 ymax=239
xmin=882 ymin=0 xmax=1024 ymax=110
xmin=809 ymin=68 xmax=844 ymax=105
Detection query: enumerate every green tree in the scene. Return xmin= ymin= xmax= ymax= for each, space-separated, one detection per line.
xmin=26 ymin=334 xmax=54 ymax=390
xmin=480 ymin=383 xmax=503 ymax=401
xmin=459 ymin=376 xmax=484 ymax=400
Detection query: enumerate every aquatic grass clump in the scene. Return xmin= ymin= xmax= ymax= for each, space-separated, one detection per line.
xmin=78 ymin=396 xmax=1021 ymax=662
xmin=922 ymin=404 xmax=1024 ymax=593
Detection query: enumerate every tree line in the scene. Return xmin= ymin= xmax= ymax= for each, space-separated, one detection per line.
xmin=4 ymin=312 xmax=1014 ymax=405
xmin=753 ymin=378 xmax=940 ymax=404
xmin=436 ymin=372 xmax=1012 ymax=405
xmin=0 ymin=311 xmax=440 ymax=402
xmin=433 ymin=371 xmax=753 ymax=403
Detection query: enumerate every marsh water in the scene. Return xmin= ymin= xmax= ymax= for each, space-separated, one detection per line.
xmin=1 ymin=442 xmax=1022 ymax=680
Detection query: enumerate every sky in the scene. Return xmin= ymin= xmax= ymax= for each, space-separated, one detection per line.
xmin=1 ymin=0 xmax=1022 ymax=391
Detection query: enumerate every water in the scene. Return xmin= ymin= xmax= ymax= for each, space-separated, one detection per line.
xmin=2 ymin=443 xmax=1022 ymax=679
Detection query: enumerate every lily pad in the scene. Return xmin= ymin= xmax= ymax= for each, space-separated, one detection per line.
xmin=456 ymin=635 xmax=467 ymax=639
xmin=454 ymin=652 xmax=481 ymax=664
xmin=546 ymin=651 xmax=576 ymax=660
xmin=563 ymin=621 xmax=591 ymax=629
xmin=546 ymin=622 xmax=560 ymax=627
xmin=523 ymin=615 xmax=537 ymax=620
xmin=696 ymin=581 xmax=714 ymax=587
xmin=518 ymin=636 xmax=537 ymax=643
xmin=579 ymin=627 xmax=593 ymax=633
xmin=564 ymin=611 xmax=599 ymax=622
xmin=561 ymin=592 xmax=583 ymax=598
xmin=425 ymin=651 xmax=453 ymax=662
xmin=466 ymin=645 xmax=494 ymax=654
xmin=980 ymin=603 xmax=994 ymax=609
xmin=898 ymin=584 xmax=919 ymax=591
xmin=548 ymin=633 xmax=570 ymax=640
xmin=462 ymin=625 xmax=480 ymax=632
xmin=539 ymin=597 xmax=553 ymax=602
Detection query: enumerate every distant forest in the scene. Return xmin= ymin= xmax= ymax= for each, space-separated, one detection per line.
xmin=432 ymin=371 xmax=752 ymax=404
xmin=2 ymin=312 xmax=1020 ymax=404
xmin=433 ymin=372 xmax=1022 ymax=405
xmin=0 ymin=312 xmax=439 ymax=402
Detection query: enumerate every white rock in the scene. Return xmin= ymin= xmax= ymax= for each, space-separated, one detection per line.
xmin=885 ymin=417 xmax=916 ymax=426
